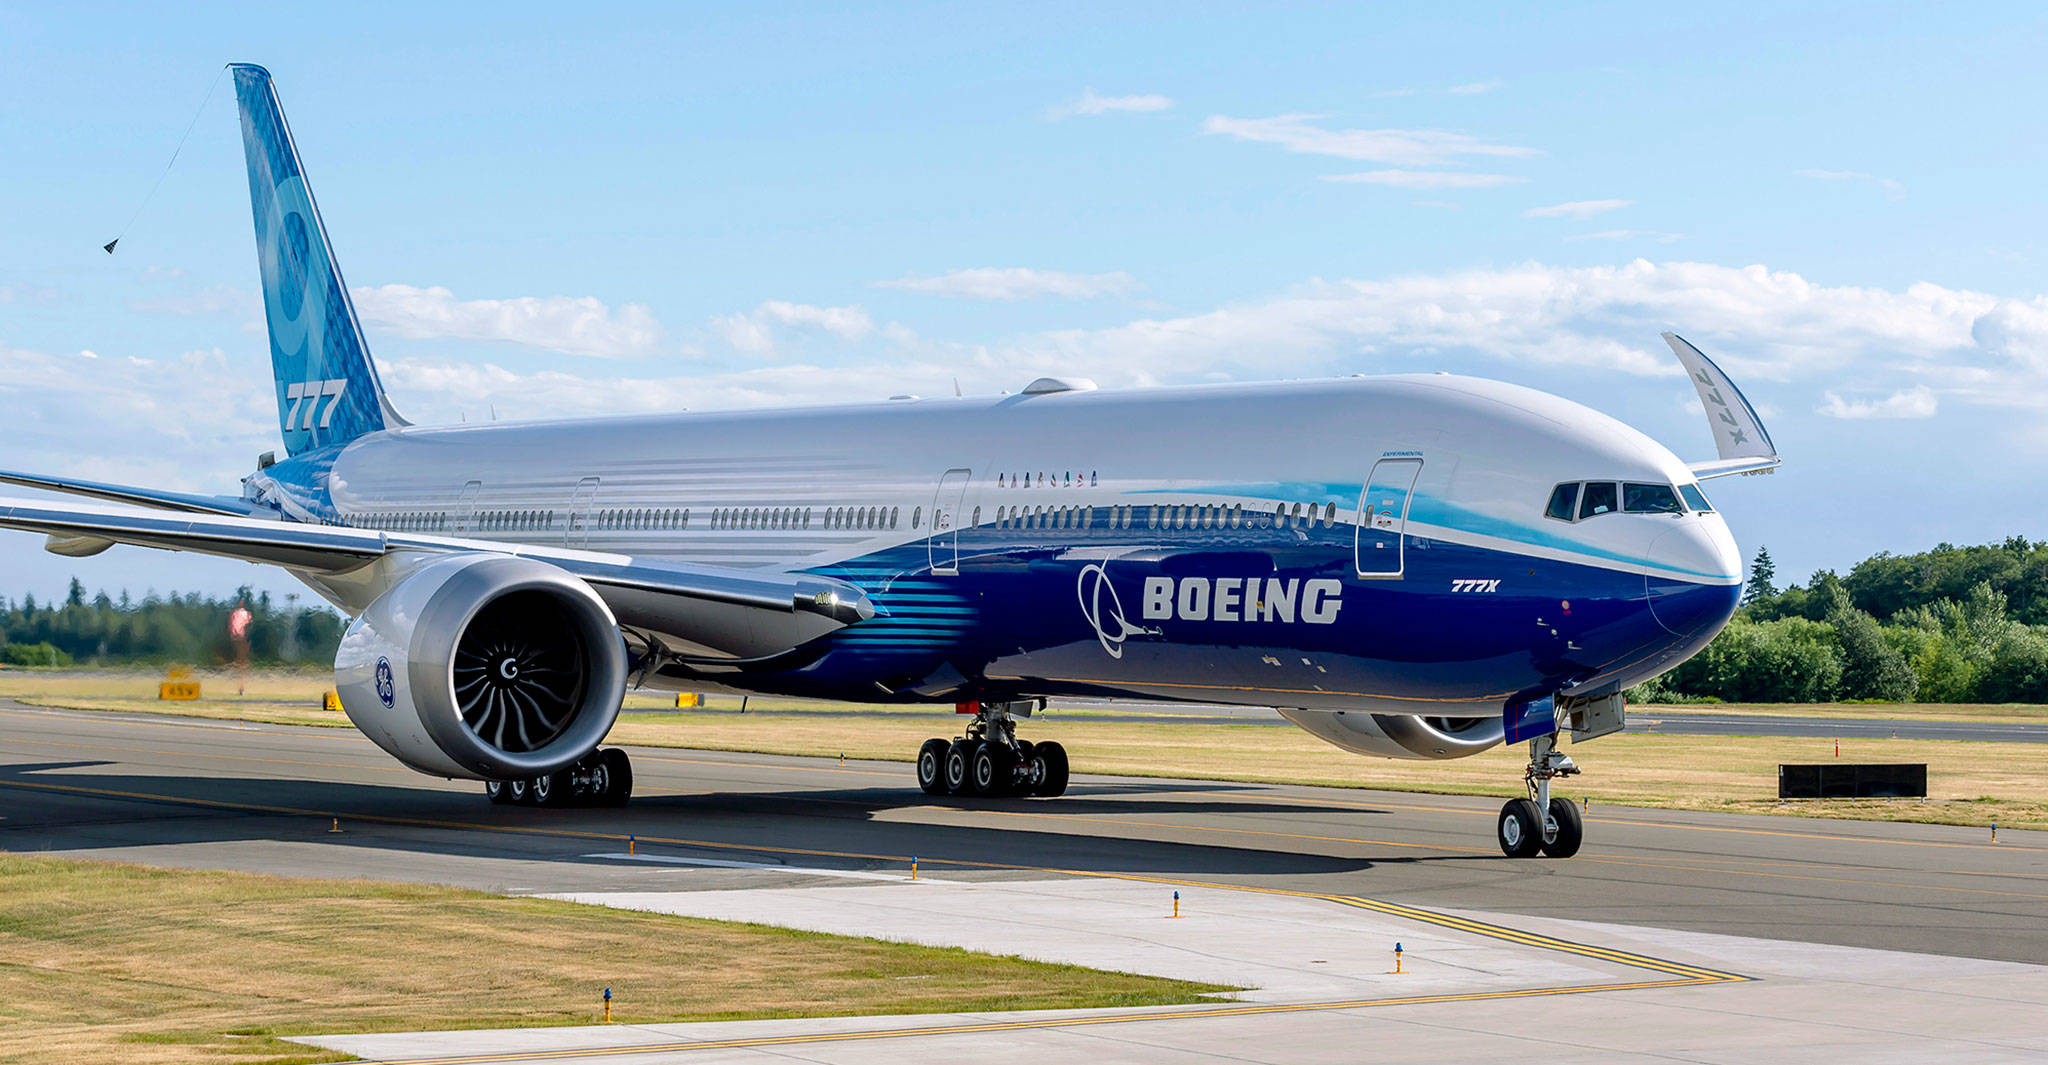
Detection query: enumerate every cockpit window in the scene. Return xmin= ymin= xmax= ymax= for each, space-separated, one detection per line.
xmin=1679 ymin=483 xmax=1713 ymax=513
xmin=1578 ymin=482 xmax=1618 ymax=519
xmin=1630 ymin=485 xmax=1679 ymax=514
xmin=1623 ymin=483 xmax=1683 ymax=514
xmin=1545 ymin=483 xmax=1579 ymax=521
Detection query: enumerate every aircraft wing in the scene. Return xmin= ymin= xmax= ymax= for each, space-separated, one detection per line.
xmin=0 ymin=495 xmax=873 ymax=658
xmin=1662 ymin=332 xmax=1781 ymax=480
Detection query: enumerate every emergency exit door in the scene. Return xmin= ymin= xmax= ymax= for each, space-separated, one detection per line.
xmin=928 ymin=468 xmax=971 ymax=574
xmin=1355 ymin=458 xmax=1422 ymax=577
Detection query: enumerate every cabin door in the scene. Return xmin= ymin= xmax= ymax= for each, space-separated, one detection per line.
xmin=565 ymin=477 xmax=600 ymax=548
xmin=453 ymin=480 xmax=483 ymax=535
xmin=928 ymin=468 xmax=971 ymax=574
xmin=1355 ymin=458 xmax=1422 ymax=577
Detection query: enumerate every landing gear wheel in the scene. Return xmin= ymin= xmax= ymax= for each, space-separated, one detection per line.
xmin=1031 ymin=741 xmax=1069 ymax=798
xmin=506 ymin=777 xmax=533 ymax=806
xmin=532 ymin=771 xmax=562 ymax=807
xmin=943 ymin=740 xmax=973 ymax=795
xmin=970 ymin=742 xmax=1015 ymax=797
xmin=597 ymin=748 xmax=633 ymax=807
xmin=916 ymin=738 xmax=950 ymax=795
xmin=1497 ymin=798 xmax=1542 ymax=858
xmin=485 ymin=779 xmax=512 ymax=805
xmin=1540 ymin=797 xmax=1583 ymax=858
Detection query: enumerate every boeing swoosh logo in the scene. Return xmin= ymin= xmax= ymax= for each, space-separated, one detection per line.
xmin=1076 ymin=563 xmax=1153 ymax=658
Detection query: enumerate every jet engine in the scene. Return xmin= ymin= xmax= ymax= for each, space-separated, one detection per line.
xmin=334 ymin=553 xmax=627 ymax=780
xmin=1276 ymin=709 xmax=1504 ymax=760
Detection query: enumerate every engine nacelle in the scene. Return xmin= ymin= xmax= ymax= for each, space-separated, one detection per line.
xmin=1277 ymin=709 xmax=1504 ymax=760
xmin=335 ymin=553 xmax=627 ymax=780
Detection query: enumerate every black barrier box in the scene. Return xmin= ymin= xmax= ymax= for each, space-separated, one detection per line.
xmin=1778 ymin=763 xmax=1927 ymax=799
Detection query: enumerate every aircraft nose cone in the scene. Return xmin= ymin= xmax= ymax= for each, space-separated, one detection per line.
xmin=1644 ymin=525 xmax=1742 ymax=637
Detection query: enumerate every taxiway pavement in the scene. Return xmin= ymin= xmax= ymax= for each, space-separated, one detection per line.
xmin=0 ymin=699 xmax=2041 ymax=964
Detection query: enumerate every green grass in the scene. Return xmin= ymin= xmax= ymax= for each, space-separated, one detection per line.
xmin=0 ymin=854 xmax=1228 ymax=1064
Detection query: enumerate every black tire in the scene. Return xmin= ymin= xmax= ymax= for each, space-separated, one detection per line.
xmin=532 ymin=771 xmax=562 ymax=807
xmin=599 ymin=748 xmax=633 ymax=807
xmin=485 ymin=779 xmax=512 ymax=805
xmin=943 ymin=740 xmax=974 ymax=795
xmin=916 ymin=738 xmax=950 ymax=795
xmin=1540 ymin=797 xmax=1583 ymax=859
xmin=1032 ymin=741 xmax=1069 ymax=798
xmin=970 ymin=742 xmax=1017 ymax=797
xmin=1497 ymin=798 xmax=1542 ymax=858
xmin=507 ymin=777 xmax=533 ymax=805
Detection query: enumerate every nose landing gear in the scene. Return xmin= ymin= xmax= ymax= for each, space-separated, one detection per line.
xmin=1497 ymin=731 xmax=1582 ymax=858
xmin=915 ymin=700 xmax=1069 ymax=798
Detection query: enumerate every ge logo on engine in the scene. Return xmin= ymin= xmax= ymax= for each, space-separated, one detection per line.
xmin=375 ymin=656 xmax=395 ymax=708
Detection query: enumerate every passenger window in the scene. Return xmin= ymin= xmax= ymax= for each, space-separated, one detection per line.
xmin=1545 ymin=483 xmax=1579 ymax=522
xmin=1323 ymin=503 xmax=1336 ymax=528
xmin=1623 ymin=483 xmax=1682 ymax=514
xmin=1678 ymin=483 xmax=1713 ymax=513
xmin=912 ymin=506 xmax=921 ymax=529
xmin=1579 ymin=482 xmax=1618 ymax=519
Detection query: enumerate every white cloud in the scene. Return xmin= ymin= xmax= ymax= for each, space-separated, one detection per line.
xmin=129 ymin=284 xmax=258 ymax=318
xmin=1446 ymin=79 xmax=1505 ymax=95
xmin=0 ymin=340 xmax=273 ymax=492
xmin=1817 ymin=386 xmax=1938 ymax=419
xmin=1564 ymin=229 xmax=1684 ymax=244
xmin=1323 ymin=170 xmax=1527 ymax=189
xmin=874 ymin=268 xmax=1139 ymax=302
xmin=1372 ymin=79 xmax=1504 ymax=99
xmin=711 ymin=300 xmax=877 ymax=357
xmin=1795 ymin=168 xmax=1907 ymax=202
xmin=1050 ymin=89 xmax=1173 ymax=119
xmin=1524 ymin=199 xmax=1632 ymax=220
xmin=1201 ymin=114 xmax=1538 ymax=166
xmin=1970 ymin=296 xmax=2048 ymax=372
xmin=350 ymin=284 xmax=663 ymax=359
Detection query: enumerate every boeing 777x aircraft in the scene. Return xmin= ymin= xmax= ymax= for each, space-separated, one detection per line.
xmin=0 ymin=64 xmax=1780 ymax=858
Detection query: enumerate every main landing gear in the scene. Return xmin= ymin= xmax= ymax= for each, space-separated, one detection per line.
xmin=486 ymin=748 xmax=634 ymax=808
xmin=1497 ymin=732 xmax=1583 ymax=858
xmin=915 ymin=700 xmax=1069 ymax=799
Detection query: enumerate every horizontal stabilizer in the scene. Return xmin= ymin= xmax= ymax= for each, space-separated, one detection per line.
xmin=0 ymin=468 xmax=261 ymax=516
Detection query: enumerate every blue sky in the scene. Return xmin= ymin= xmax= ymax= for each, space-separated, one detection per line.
xmin=3 ymin=1 xmax=2047 ymax=605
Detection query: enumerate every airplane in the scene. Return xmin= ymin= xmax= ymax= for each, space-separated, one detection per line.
xmin=0 ymin=64 xmax=1779 ymax=859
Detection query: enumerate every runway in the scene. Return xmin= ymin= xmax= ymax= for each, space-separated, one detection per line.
xmin=1 ymin=698 xmax=2042 ymax=965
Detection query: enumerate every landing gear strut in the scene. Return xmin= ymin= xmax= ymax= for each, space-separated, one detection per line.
xmin=486 ymin=748 xmax=633 ymax=808
xmin=1497 ymin=732 xmax=1582 ymax=858
xmin=916 ymin=700 xmax=1068 ymax=799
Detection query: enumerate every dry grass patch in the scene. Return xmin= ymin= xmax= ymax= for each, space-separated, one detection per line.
xmin=0 ymin=855 xmax=1226 ymax=1065
xmin=609 ymin=712 xmax=2048 ymax=830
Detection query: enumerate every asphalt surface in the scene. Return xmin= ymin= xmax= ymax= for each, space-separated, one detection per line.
xmin=1 ymin=699 xmax=2044 ymax=966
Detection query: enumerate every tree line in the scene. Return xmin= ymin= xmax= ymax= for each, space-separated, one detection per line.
xmin=0 ymin=579 xmax=344 ymax=667
xmin=1634 ymin=537 xmax=2048 ymax=704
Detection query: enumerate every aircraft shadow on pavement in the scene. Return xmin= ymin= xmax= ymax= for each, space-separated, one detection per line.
xmin=0 ymin=760 xmax=1490 ymax=880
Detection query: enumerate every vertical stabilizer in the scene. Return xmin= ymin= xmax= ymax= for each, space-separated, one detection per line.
xmin=231 ymin=63 xmax=403 ymax=456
